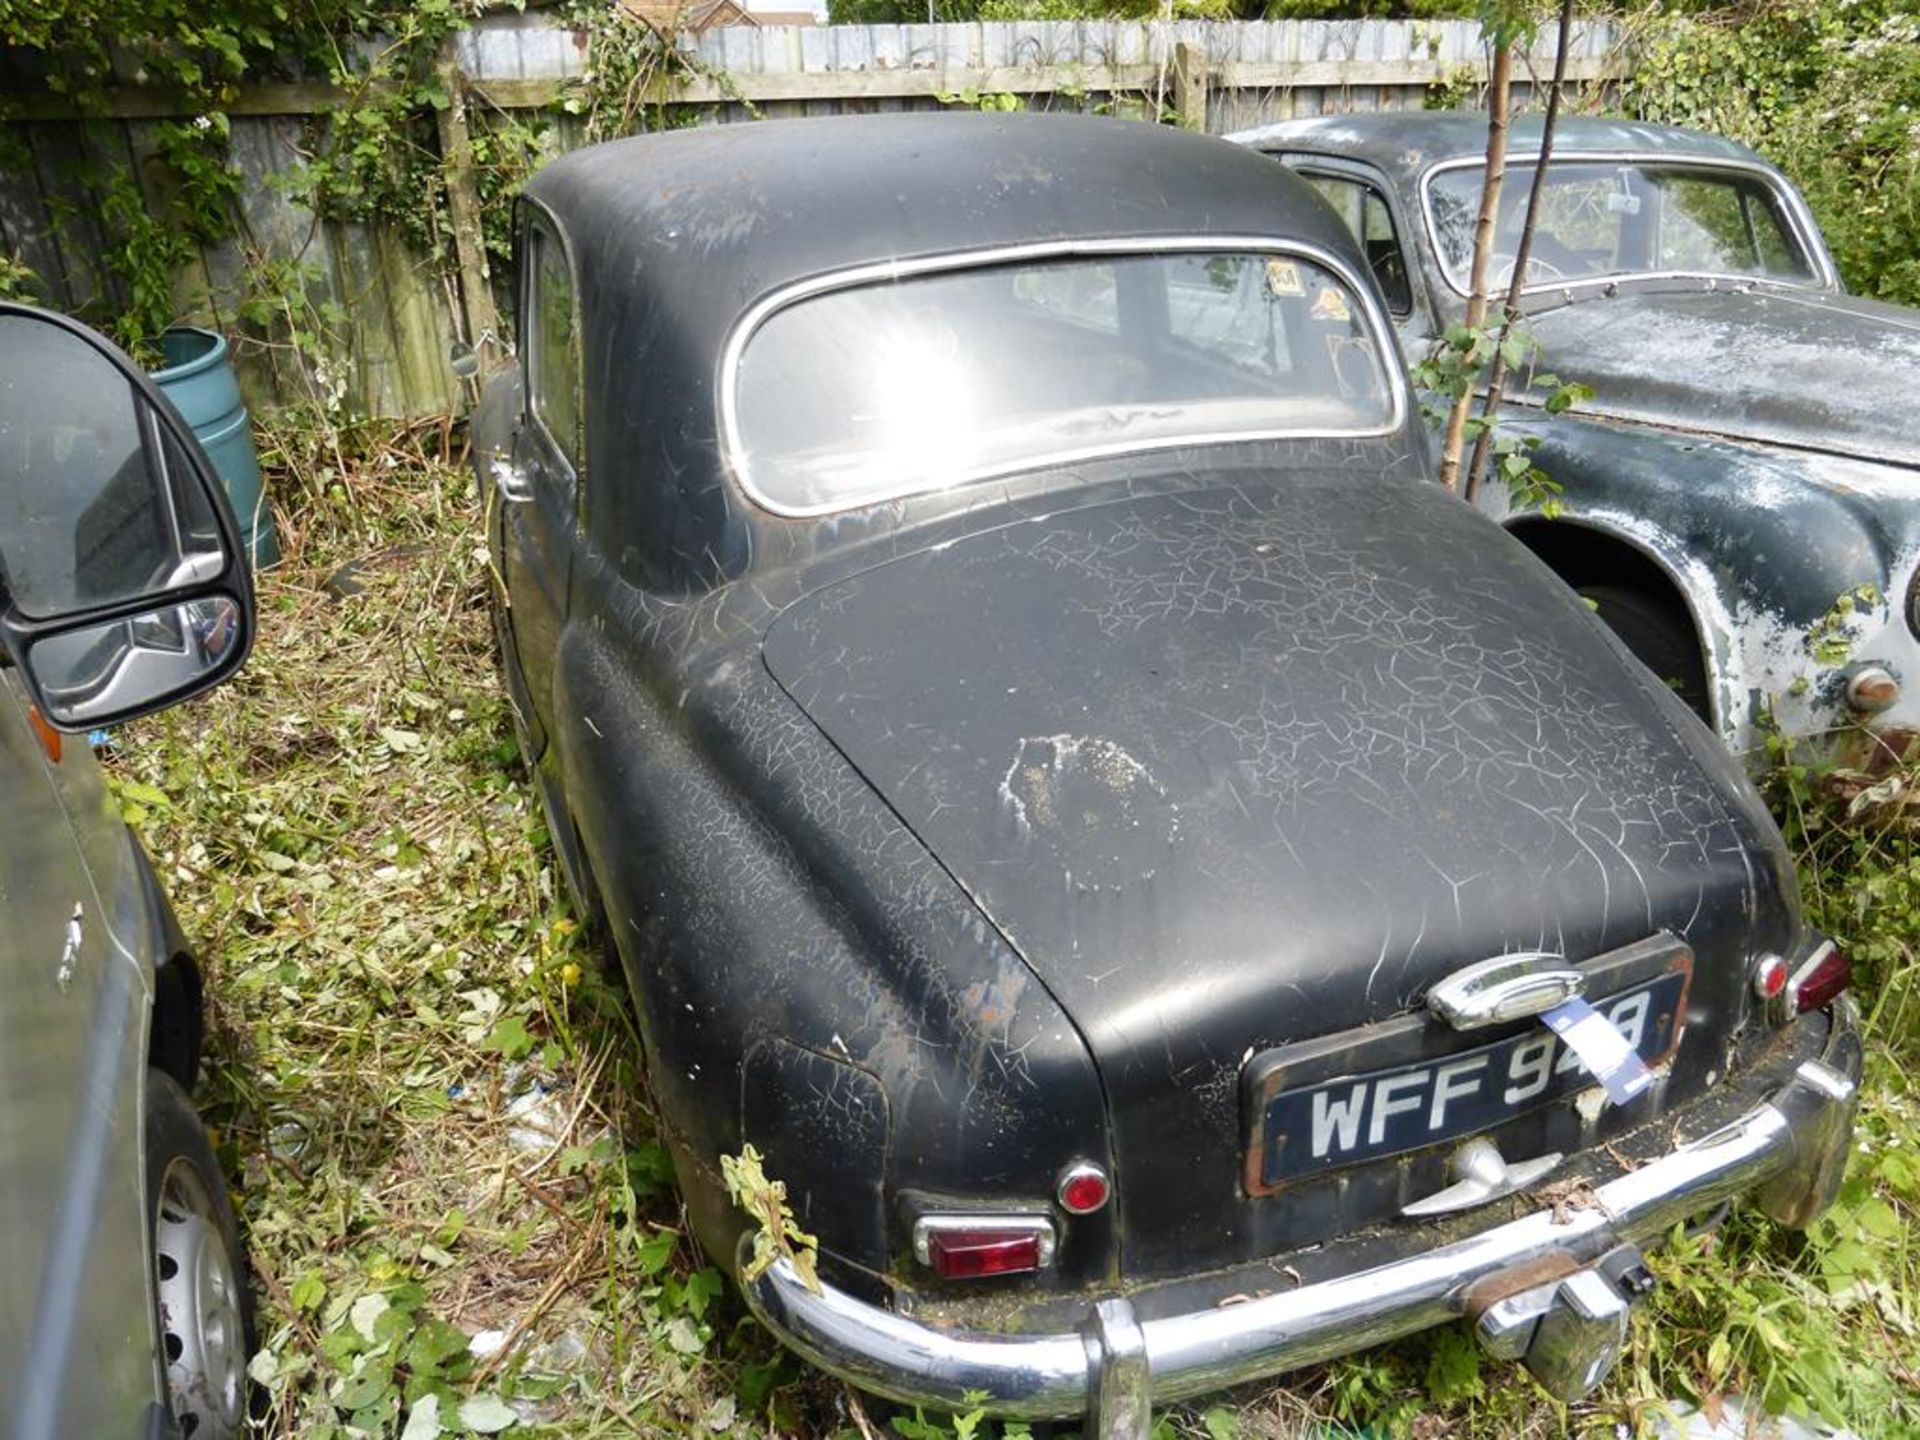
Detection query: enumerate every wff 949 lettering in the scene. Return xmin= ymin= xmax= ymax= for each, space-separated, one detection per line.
xmin=1261 ymin=977 xmax=1680 ymax=1186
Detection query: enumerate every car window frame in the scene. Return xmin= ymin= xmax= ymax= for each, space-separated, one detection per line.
xmin=1416 ymin=152 xmax=1841 ymax=300
xmin=1285 ymin=163 xmax=1418 ymax=321
xmin=517 ymin=198 xmax=586 ymax=512
xmin=719 ymin=235 xmax=1412 ymax=520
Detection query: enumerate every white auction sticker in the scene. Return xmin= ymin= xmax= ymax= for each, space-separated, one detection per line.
xmin=1540 ymin=996 xmax=1654 ymax=1105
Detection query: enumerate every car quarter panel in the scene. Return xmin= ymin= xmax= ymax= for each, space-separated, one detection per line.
xmin=549 ymin=543 xmax=1116 ymax=1291
xmin=0 ymin=679 xmax=165 ymax=1438
xmin=1503 ymin=410 xmax=1920 ymax=746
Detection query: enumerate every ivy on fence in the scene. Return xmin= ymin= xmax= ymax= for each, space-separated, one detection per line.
xmin=0 ymin=0 xmax=720 ymax=376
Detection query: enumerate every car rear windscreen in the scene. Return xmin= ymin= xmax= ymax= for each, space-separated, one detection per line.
xmin=729 ymin=250 xmax=1396 ymax=515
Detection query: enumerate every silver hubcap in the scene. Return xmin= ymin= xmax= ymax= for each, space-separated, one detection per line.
xmin=154 ymin=1157 xmax=244 ymax=1437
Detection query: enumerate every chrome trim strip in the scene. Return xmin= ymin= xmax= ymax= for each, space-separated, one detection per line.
xmin=737 ymin=1010 xmax=1861 ymax=1431
xmin=718 ymin=235 xmax=1413 ymax=519
xmin=1415 ymin=152 xmax=1841 ymax=301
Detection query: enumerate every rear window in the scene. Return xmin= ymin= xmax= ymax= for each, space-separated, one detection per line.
xmin=728 ymin=249 xmax=1396 ymax=515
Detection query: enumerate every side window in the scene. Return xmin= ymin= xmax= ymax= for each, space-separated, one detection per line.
xmin=1301 ymin=172 xmax=1413 ymax=317
xmin=527 ymin=218 xmax=582 ymax=474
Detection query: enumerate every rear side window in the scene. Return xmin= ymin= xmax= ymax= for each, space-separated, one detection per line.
xmin=1302 ymin=173 xmax=1412 ymax=316
xmin=527 ymin=219 xmax=581 ymax=472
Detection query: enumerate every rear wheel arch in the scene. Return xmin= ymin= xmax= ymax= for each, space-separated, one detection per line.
xmin=1505 ymin=517 xmax=1714 ymax=725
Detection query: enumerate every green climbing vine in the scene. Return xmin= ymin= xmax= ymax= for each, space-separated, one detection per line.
xmin=0 ymin=0 xmax=721 ymax=366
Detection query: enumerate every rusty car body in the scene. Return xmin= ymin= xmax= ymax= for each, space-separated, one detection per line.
xmin=473 ymin=113 xmax=1861 ymax=1435
xmin=1231 ymin=113 xmax=1920 ymax=762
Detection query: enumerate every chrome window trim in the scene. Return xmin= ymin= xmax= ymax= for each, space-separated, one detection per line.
xmin=1415 ymin=153 xmax=1840 ymax=302
xmin=719 ymin=235 xmax=1412 ymax=520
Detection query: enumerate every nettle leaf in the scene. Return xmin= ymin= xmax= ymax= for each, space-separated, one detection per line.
xmin=399 ymin=1393 xmax=444 ymax=1440
xmin=350 ymin=1293 xmax=392 ymax=1343
xmin=332 ymin=1362 xmax=394 ymax=1412
xmin=407 ymin=1318 xmax=476 ymax=1374
xmin=681 ymin=1266 xmax=725 ymax=1319
xmin=484 ymin=1014 xmax=535 ymax=1060
xmin=665 ymin=1314 xmax=707 ymax=1354
xmin=290 ymin=1271 xmax=327 ymax=1313
xmin=457 ymin=1393 xmax=519 ymax=1433
xmin=1856 ymin=1196 xmax=1903 ymax=1240
xmin=635 ymin=1226 xmax=679 ymax=1276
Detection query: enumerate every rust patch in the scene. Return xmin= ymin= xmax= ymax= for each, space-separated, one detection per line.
xmin=1461 ymin=1249 xmax=1582 ymax=1320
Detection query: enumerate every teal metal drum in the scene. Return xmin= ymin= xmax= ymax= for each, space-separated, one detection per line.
xmin=150 ymin=327 xmax=278 ymax=567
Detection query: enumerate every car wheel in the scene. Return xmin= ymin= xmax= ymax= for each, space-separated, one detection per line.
xmin=1581 ymin=584 xmax=1711 ymax=723
xmin=146 ymin=1068 xmax=253 ymax=1440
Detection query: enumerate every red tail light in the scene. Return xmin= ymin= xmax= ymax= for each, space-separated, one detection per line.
xmin=929 ymin=1230 xmax=1042 ymax=1278
xmin=912 ymin=1215 xmax=1055 ymax=1279
xmin=1791 ymin=942 xmax=1851 ymax=1015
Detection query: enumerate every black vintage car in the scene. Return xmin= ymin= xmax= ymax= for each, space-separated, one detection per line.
xmin=475 ymin=113 xmax=1860 ymax=1433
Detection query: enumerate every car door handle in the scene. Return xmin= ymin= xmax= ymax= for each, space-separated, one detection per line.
xmin=493 ymin=458 xmax=533 ymax=504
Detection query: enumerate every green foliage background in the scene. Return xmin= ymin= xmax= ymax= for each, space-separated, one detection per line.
xmin=1625 ymin=0 xmax=1920 ymax=306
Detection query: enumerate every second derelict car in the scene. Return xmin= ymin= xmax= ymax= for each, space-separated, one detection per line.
xmin=474 ymin=114 xmax=1859 ymax=1434
xmin=1232 ymin=112 xmax=1920 ymax=760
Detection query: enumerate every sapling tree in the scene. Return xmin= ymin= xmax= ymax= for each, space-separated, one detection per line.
xmin=1463 ymin=0 xmax=1582 ymax=506
xmin=1425 ymin=0 xmax=1589 ymax=513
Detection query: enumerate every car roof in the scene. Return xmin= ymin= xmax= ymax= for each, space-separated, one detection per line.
xmin=1227 ymin=111 xmax=1773 ymax=186
xmin=524 ymin=112 xmax=1390 ymax=591
xmin=527 ymin=110 xmax=1365 ymax=304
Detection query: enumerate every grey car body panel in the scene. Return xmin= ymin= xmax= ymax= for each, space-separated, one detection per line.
xmin=0 ymin=302 xmax=253 ymax=1440
xmin=1522 ymin=288 xmax=1920 ymax=471
xmin=1231 ymin=113 xmax=1920 ymax=751
xmin=0 ymin=673 xmax=165 ymax=1440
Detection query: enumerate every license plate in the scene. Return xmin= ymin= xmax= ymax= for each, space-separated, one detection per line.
xmin=1252 ymin=970 xmax=1686 ymax=1189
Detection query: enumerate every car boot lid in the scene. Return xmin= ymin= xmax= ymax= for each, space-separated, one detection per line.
xmin=761 ymin=471 xmax=1791 ymax=1063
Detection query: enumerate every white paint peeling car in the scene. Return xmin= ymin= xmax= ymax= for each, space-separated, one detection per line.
xmin=1232 ymin=112 xmax=1920 ymax=764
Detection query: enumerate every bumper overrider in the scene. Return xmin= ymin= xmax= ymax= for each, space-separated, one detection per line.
xmin=740 ymin=1001 xmax=1863 ymax=1438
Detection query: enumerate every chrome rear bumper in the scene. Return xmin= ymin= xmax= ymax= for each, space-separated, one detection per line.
xmin=741 ymin=1003 xmax=1861 ymax=1438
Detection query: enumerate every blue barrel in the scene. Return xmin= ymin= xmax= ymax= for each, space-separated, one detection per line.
xmin=150 ymin=326 xmax=279 ymax=568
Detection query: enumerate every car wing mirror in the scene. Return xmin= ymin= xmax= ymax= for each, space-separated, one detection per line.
xmin=0 ymin=304 xmax=254 ymax=731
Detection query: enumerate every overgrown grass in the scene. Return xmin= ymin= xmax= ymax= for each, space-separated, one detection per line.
xmin=113 ymin=420 xmax=1920 ymax=1438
